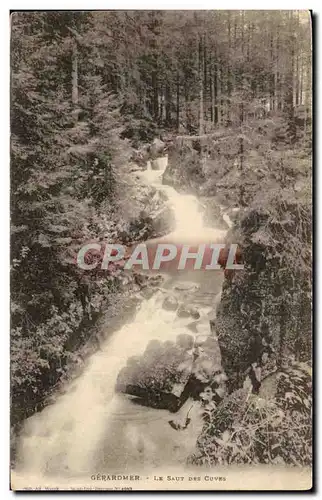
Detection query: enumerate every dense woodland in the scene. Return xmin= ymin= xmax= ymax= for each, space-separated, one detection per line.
xmin=11 ymin=11 xmax=312 ymax=466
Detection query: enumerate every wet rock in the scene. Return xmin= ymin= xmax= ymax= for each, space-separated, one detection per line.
xmin=214 ymin=386 xmax=226 ymax=399
xmin=151 ymin=206 xmax=176 ymax=235
xmin=162 ymin=295 xmax=178 ymax=311
xmin=187 ymin=321 xmax=199 ymax=334
xmin=222 ymin=212 xmax=233 ymax=228
xmin=118 ymin=209 xmax=157 ymax=244
xmin=195 ymin=319 xmax=211 ymax=336
xmin=174 ymin=282 xmax=200 ymax=292
xmin=142 ymin=288 xmax=156 ymax=300
xmin=176 ymin=333 xmax=194 ymax=350
xmin=207 ymin=310 xmax=217 ymax=321
xmin=176 ymin=305 xmax=200 ymax=319
xmin=150 ymin=138 xmax=165 ymax=158
xmin=213 ymin=372 xmax=228 ymax=384
xmin=214 ymin=291 xmax=222 ymax=307
xmin=157 ymin=190 xmax=168 ymax=202
xmin=192 ymin=354 xmax=221 ymax=383
xmin=133 ymin=273 xmax=148 ymax=288
xmin=171 ymin=382 xmax=187 ymax=398
xmin=148 ymin=274 xmax=164 ymax=288
xmin=129 ymin=165 xmax=141 ymax=173
xmin=197 ymin=306 xmax=213 ymax=318
xmin=115 ymin=336 xmax=194 ymax=411
xmin=201 ymin=197 xmax=228 ymax=230
xmin=195 ymin=335 xmax=209 ymax=346
xmin=203 ymin=336 xmax=220 ymax=353
xmin=133 ymin=292 xmax=144 ymax=301
xmin=162 ymin=142 xmax=204 ymax=191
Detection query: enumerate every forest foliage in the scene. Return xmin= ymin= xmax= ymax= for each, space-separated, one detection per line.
xmin=11 ymin=9 xmax=312 ymax=465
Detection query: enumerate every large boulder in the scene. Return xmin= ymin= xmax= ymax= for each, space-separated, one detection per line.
xmin=195 ymin=319 xmax=211 ymax=336
xmin=115 ymin=335 xmax=195 ymax=411
xmin=174 ymin=281 xmax=199 ymax=292
xmin=176 ymin=333 xmax=194 ymax=350
xmin=162 ymin=295 xmax=178 ymax=311
xmin=162 ymin=141 xmax=204 ymax=191
xmin=176 ymin=304 xmax=200 ymax=319
xmin=151 ymin=205 xmax=176 ymax=236
xmin=115 ymin=331 xmax=227 ymax=414
xmin=150 ymin=138 xmax=165 ymax=158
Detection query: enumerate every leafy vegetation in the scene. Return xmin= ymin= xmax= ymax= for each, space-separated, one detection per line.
xmin=11 ymin=12 xmax=152 ymax=427
xmin=190 ymin=363 xmax=312 ymax=466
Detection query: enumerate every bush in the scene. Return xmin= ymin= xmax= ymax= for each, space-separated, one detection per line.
xmin=189 ymin=362 xmax=312 ymax=466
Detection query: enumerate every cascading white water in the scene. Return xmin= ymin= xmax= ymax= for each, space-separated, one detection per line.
xmin=13 ymin=157 xmax=229 ymax=487
xmin=142 ymin=157 xmax=227 ymax=242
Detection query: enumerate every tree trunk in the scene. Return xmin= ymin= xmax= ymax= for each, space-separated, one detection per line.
xmin=159 ymin=87 xmax=164 ymax=124
xmin=203 ymin=38 xmax=207 ymax=121
xmin=198 ymin=36 xmax=204 ymax=137
xmin=176 ymin=72 xmax=180 ymax=132
xmin=296 ymin=53 xmax=300 ymax=106
xmin=278 ymin=301 xmax=288 ymax=368
xmin=300 ymin=53 xmax=304 ymax=105
xmin=284 ymin=11 xmax=296 ymax=143
xmin=239 ymin=100 xmax=244 ymax=200
xmin=226 ymin=11 xmax=232 ymax=125
xmin=211 ymin=71 xmax=215 ymax=124
xmin=275 ymin=31 xmax=282 ymax=111
xmin=214 ymin=62 xmax=218 ymax=124
xmin=234 ymin=12 xmax=237 ymax=48
xmin=152 ymin=69 xmax=158 ymax=121
xmin=295 ymin=11 xmax=301 ymax=106
xmin=241 ymin=11 xmax=245 ymax=56
xmin=184 ymin=75 xmax=192 ymax=133
xmin=219 ymin=63 xmax=224 ymax=125
xmin=270 ymin=32 xmax=275 ymax=111
xmin=165 ymin=84 xmax=171 ymax=126
xmin=71 ymin=38 xmax=79 ymax=122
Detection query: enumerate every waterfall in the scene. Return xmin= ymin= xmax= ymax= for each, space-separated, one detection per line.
xmin=13 ymin=156 xmax=229 ymax=488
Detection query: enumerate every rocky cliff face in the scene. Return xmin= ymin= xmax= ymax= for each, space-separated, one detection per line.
xmin=214 ymin=194 xmax=311 ymax=394
xmin=162 ymin=141 xmax=205 ymax=192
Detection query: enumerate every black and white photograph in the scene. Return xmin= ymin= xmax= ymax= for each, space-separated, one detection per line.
xmin=10 ymin=10 xmax=312 ymax=491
